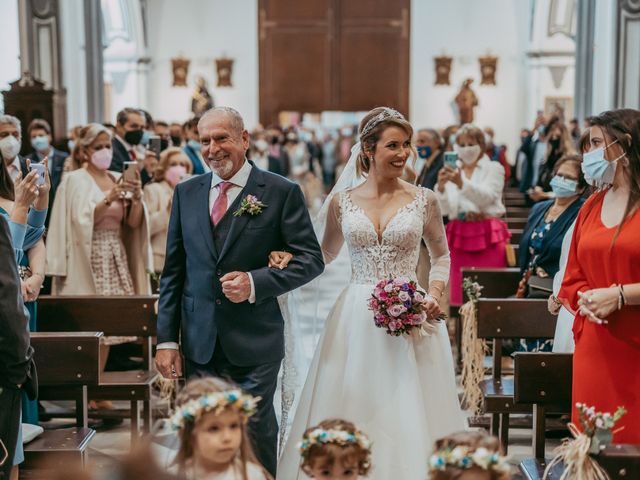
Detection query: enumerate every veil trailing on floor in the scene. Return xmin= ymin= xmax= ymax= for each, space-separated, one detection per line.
xmin=277 ymin=141 xmax=365 ymax=452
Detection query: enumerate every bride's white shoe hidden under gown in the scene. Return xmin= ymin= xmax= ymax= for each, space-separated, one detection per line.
xmin=278 ymin=188 xmax=464 ymax=479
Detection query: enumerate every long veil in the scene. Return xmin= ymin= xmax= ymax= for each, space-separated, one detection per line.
xmin=277 ymin=142 xmax=365 ymax=452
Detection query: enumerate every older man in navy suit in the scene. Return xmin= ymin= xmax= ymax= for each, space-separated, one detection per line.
xmin=156 ymin=107 xmax=324 ymax=475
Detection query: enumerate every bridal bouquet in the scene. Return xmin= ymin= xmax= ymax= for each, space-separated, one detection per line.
xmin=368 ymin=277 xmax=443 ymax=336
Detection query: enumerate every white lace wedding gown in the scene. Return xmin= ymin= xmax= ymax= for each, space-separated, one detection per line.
xmin=278 ymin=188 xmax=464 ymax=479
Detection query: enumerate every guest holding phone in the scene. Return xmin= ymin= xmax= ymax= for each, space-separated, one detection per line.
xmin=435 ymin=124 xmax=508 ymax=305
xmin=46 ymin=123 xmax=151 ymax=297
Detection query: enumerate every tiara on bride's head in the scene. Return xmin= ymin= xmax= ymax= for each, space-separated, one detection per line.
xmin=359 ymin=107 xmax=405 ymax=139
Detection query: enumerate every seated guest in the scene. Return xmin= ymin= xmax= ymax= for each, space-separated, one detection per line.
xmin=414 ymin=128 xmax=444 ymax=190
xmin=46 ymin=123 xmax=151 ymax=296
xmin=26 ymin=119 xmax=66 ymax=224
xmin=516 ymin=154 xmax=586 ymax=351
xmin=559 ymin=108 xmax=640 ymax=443
xmin=109 ymin=107 xmax=146 ymax=172
xmin=182 ymin=117 xmax=208 ymax=174
xmin=436 ymin=124 xmax=508 ymax=305
xmin=144 ymin=147 xmax=192 ymax=276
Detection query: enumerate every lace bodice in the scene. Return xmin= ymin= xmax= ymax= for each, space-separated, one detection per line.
xmin=321 ymin=188 xmax=451 ymax=285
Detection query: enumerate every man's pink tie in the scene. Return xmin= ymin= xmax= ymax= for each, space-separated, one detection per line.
xmin=210 ymin=181 xmax=234 ymax=225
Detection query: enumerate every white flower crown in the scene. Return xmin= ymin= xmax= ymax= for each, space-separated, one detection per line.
xmin=298 ymin=428 xmax=372 ymax=464
xmin=169 ymin=389 xmax=260 ymax=430
xmin=429 ymin=446 xmax=510 ymax=474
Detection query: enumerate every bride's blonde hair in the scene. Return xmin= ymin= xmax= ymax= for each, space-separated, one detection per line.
xmin=356 ymin=107 xmax=415 ymax=176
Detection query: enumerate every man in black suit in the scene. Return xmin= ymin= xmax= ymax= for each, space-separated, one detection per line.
xmin=109 ymin=107 xmax=146 ymax=173
xmin=25 ymin=119 xmax=67 ymax=226
xmin=156 ymin=107 xmax=324 ymax=476
xmin=415 ymin=128 xmax=444 ymax=190
xmin=0 ymin=216 xmax=37 ymax=479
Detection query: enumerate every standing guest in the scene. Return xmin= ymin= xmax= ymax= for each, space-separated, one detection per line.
xmin=436 ymin=124 xmax=508 ymax=305
xmin=144 ymin=148 xmax=192 ymax=277
xmin=64 ymin=125 xmax=84 ymax=172
xmin=484 ymin=127 xmax=511 ymax=183
xmin=250 ymin=137 xmax=284 ymax=176
xmin=265 ymin=126 xmax=290 ymax=177
xmin=0 ymin=115 xmax=26 ymax=183
xmin=182 ymin=118 xmax=208 ymax=175
xmin=46 ymin=123 xmax=151 ymax=296
xmin=529 ymin=119 xmax=576 ymax=202
xmin=141 ymin=150 xmax=159 ymax=186
xmin=0 ymin=216 xmax=37 ymax=480
xmin=569 ymin=118 xmax=582 ymax=145
xmin=442 ymin=125 xmax=459 ymax=152
xmin=415 ymin=128 xmax=444 ymax=190
xmin=153 ymin=120 xmax=171 ymax=151
xmin=515 ymin=155 xmax=586 ymax=352
xmin=519 ymin=116 xmax=549 ymax=203
xmin=169 ymin=122 xmax=183 ymax=147
xmin=559 ymin=108 xmax=640 ymax=443
xmin=109 ymin=107 xmax=146 ymax=172
xmin=26 ymin=119 xmax=66 ymax=224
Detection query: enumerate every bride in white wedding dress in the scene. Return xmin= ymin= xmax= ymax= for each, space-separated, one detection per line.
xmin=278 ymin=108 xmax=464 ymax=479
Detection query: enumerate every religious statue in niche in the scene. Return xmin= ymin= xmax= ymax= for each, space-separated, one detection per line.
xmin=171 ymin=57 xmax=190 ymax=87
xmin=455 ymin=78 xmax=478 ymax=124
xmin=478 ymin=55 xmax=498 ymax=85
xmin=215 ymin=57 xmax=234 ymax=87
xmin=434 ymin=56 xmax=452 ymax=85
xmin=191 ymin=76 xmax=214 ymax=117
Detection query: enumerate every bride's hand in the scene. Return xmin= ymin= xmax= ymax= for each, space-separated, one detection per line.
xmin=423 ymin=294 xmax=442 ymax=319
xmin=268 ymin=251 xmax=293 ymax=270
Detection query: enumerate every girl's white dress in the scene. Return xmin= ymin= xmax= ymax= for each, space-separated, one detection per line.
xmin=278 ymin=188 xmax=464 ymax=479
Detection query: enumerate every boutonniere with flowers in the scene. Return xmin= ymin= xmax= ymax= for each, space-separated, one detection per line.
xmin=233 ymin=195 xmax=267 ymax=217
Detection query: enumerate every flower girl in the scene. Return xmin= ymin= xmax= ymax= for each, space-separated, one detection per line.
xmin=428 ymin=431 xmax=511 ymax=480
xmin=170 ymin=377 xmax=271 ymax=480
xmin=298 ymin=419 xmax=372 ymax=479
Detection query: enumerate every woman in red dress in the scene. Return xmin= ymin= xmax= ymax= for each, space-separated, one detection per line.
xmin=559 ymin=108 xmax=640 ymax=443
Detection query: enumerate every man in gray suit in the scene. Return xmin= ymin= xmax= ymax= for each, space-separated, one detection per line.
xmin=0 ymin=216 xmax=36 ymax=478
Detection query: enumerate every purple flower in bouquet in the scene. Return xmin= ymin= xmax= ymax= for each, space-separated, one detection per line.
xmin=387 ymin=304 xmax=407 ymax=317
xmin=398 ymin=291 xmax=410 ymax=302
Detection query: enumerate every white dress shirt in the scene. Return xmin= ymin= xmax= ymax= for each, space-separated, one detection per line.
xmin=157 ymin=161 xmax=257 ymax=352
xmin=435 ymin=155 xmax=506 ymax=218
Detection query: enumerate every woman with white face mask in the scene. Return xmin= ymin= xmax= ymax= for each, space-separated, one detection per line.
xmin=435 ymin=123 xmax=508 ymax=305
xmin=558 ymin=108 xmax=640 ymax=444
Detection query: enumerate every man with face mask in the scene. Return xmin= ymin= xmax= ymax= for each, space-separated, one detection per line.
xmin=26 ymin=119 xmax=66 ymax=223
xmin=109 ymin=107 xmax=146 ymax=172
xmin=414 ymin=128 xmax=444 ymax=190
xmin=182 ymin=118 xmax=208 ymax=175
xmin=0 ymin=115 xmax=25 ymax=183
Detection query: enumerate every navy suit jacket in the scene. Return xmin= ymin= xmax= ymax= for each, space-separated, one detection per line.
xmin=109 ymin=137 xmax=131 ymax=173
xmin=157 ymin=162 xmax=324 ymax=366
xmin=517 ymin=197 xmax=584 ymax=276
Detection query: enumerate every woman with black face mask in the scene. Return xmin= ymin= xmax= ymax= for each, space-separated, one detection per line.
xmin=529 ymin=119 xmax=576 ymax=202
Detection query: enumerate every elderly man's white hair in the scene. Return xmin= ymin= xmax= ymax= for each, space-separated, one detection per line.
xmin=0 ymin=115 xmax=22 ymax=137
xmin=198 ymin=107 xmax=245 ymax=135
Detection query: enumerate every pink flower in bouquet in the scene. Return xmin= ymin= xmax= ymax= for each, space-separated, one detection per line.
xmin=394 ymin=276 xmax=410 ymax=286
xmin=398 ymin=291 xmax=410 ymax=302
xmin=413 ymin=291 xmax=424 ymax=303
xmin=374 ymin=287 xmax=383 ymax=298
xmin=387 ymin=304 xmax=407 ymax=317
xmin=384 ymin=283 xmax=394 ymax=293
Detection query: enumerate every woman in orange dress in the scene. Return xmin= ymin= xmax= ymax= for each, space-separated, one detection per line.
xmin=559 ymin=108 xmax=640 ymax=443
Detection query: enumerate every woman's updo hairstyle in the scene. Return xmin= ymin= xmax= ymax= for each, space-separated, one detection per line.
xmin=357 ymin=107 xmax=414 ymax=176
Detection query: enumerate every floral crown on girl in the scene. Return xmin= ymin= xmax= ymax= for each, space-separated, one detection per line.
xmin=169 ymin=389 xmax=260 ymax=430
xmin=429 ymin=446 xmax=510 ymax=474
xmin=298 ymin=427 xmax=372 ymax=463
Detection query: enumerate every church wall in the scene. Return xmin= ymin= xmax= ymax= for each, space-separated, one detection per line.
xmin=410 ymin=0 xmax=531 ymax=159
xmin=145 ymin=0 xmax=259 ymax=128
xmin=0 ymin=0 xmax=21 ymax=113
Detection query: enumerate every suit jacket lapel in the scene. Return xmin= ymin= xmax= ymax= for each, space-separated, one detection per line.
xmin=218 ymin=166 xmax=266 ymax=262
xmin=196 ymin=173 xmax=218 ymax=261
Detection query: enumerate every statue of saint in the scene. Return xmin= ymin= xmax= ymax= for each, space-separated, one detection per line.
xmin=191 ymin=76 xmax=214 ymax=117
xmin=455 ymin=78 xmax=478 ymax=124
